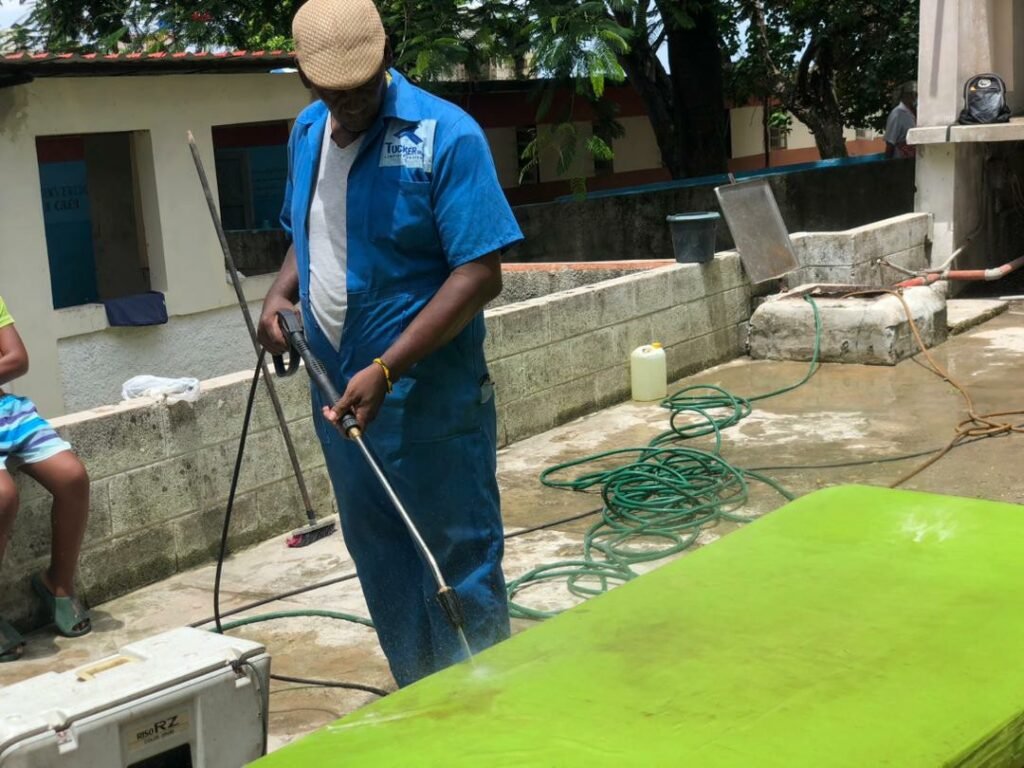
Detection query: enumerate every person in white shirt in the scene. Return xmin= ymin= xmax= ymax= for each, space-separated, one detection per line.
xmin=884 ymin=81 xmax=917 ymax=159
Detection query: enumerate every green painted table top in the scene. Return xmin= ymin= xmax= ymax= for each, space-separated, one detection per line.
xmin=254 ymin=486 xmax=1024 ymax=767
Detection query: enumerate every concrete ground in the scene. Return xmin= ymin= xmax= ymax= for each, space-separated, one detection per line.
xmin=3 ymin=301 xmax=1024 ymax=753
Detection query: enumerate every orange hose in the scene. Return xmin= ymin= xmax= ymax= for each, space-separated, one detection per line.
xmin=896 ymin=254 xmax=1024 ymax=288
xmin=843 ymin=288 xmax=1024 ymax=487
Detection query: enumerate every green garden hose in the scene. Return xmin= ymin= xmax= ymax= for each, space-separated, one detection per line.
xmin=508 ymin=296 xmax=822 ymax=620
xmin=212 ymin=297 xmax=824 ymax=676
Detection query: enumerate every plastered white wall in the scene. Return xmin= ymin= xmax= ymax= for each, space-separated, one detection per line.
xmin=729 ymin=106 xmax=820 ymax=159
xmin=730 ymin=106 xmax=764 ymax=158
xmin=484 ymin=126 xmax=520 ymax=188
xmin=484 ymin=116 xmax=663 ymax=184
xmin=612 ymin=117 xmax=662 ymax=173
xmin=789 ymin=120 xmax=817 ymax=149
xmin=0 ymin=72 xmax=309 ymax=416
xmin=57 ymin=300 xmax=270 ymax=413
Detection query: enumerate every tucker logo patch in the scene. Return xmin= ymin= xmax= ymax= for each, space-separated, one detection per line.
xmin=380 ymin=119 xmax=436 ymax=171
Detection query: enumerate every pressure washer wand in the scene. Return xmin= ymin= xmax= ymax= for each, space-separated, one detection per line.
xmin=273 ymin=310 xmax=473 ymax=662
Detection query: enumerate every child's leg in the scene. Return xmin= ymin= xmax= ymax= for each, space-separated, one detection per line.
xmin=0 ymin=467 xmax=18 ymax=565
xmin=19 ymin=451 xmax=89 ymax=598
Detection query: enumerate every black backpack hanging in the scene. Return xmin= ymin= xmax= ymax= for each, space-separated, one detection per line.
xmin=958 ymin=73 xmax=1011 ymax=124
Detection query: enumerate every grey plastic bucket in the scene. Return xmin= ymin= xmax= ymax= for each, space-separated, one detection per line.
xmin=666 ymin=212 xmax=720 ymax=264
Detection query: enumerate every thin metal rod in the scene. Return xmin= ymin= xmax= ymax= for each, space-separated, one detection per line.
xmin=927 ymin=245 xmax=964 ymax=274
xmin=877 ymin=258 xmax=920 ymax=278
xmin=186 ymin=131 xmax=316 ymax=519
xmin=351 ymin=436 xmax=447 ymax=590
xmin=351 ymin=434 xmax=474 ymax=660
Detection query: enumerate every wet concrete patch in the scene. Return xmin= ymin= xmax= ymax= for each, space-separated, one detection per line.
xmin=3 ymin=307 xmax=1023 ymax=751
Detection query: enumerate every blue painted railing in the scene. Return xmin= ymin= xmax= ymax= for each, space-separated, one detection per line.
xmin=551 ymin=153 xmax=888 ymax=204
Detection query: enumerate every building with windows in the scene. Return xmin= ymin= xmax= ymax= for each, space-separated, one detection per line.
xmin=0 ymin=50 xmax=884 ymax=415
xmin=0 ymin=52 xmax=307 ymax=415
xmin=727 ymin=103 xmax=884 ymax=173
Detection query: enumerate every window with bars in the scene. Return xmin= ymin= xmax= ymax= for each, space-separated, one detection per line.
xmin=768 ymin=124 xmax=788 ymax=151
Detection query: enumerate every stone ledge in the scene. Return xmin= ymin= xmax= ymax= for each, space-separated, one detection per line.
xmin=749 ymin=287 xmax=947 ymax=365
xmin=909 ymin=120 xmax=1024 ymax=145
xmin=946 ymin=299 xmax=1009 ymax=335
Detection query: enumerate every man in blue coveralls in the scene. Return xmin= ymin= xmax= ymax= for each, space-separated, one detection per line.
xmin=257 ymin=0 xmax=523 ymax=687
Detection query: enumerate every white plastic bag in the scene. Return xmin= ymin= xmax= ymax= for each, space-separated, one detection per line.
xmin=121 ymin=375 xmax=201 ymax=403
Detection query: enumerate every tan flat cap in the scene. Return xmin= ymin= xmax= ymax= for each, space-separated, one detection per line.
xmin=293 ymin=0 xmax=386 ymax=90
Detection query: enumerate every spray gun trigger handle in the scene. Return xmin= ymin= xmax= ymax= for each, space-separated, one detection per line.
xmin=276 ymin=309 xmax=303 ymax=337
xmin=272 ymin=353 xmax=296 ymax=378
xmin=272 ymin=309 xmax=303 ymax=378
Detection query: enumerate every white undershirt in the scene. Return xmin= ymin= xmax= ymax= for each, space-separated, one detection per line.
xmin=309 ymin=116 xmax=362 ymax=350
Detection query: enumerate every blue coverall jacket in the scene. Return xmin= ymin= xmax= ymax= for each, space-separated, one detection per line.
xmin=281 ymin=70 xmax=524 ymax=686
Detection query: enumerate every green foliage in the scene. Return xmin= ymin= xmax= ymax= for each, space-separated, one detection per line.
xmin=728 ymin=0 xmax=919 ymax=134
xmin=3 ymin=0 xmax=491 ymax=63
xmin=586 ymin=134 xmax=614 ymax=162
xmin=1 ymin=0 xmax=303 ymax=52
xmin=527 ymin=3 xmax=629 ymax=84
xmin=518 ymin=132 xmax=540 ymax=185
xmin=3 ymin=0 xmax=916 ymax=177
xmin=834 ymin=1 xmax=920 ymax=130
xmin=568 ymin=176 xmax=588 ymax=200
xmin=767 ymin=109 xmax=791 ymax=134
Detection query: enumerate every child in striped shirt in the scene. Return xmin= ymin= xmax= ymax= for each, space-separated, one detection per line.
xmin=0 ymin=295 xmax=91 ymax=662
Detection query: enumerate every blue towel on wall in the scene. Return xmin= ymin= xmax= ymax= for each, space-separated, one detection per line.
xmin=104 ymin=292 xmax=168 ymax=327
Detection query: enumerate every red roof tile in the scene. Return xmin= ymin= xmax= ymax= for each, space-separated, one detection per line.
xmin=0 ymin=49 xmax=297 ymax=78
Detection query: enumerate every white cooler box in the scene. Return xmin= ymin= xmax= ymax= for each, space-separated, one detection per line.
xmin=0 ymin=627 xmax=270 ymax=768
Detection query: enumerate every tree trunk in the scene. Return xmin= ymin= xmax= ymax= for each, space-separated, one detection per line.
xmin=762 ymin=97 xmax=771 ymax=168
xmin=614 ymin=1 xmax=728 ymax=178
xmin=788 ymin=99 xmax=849 ymax=158
xmin=665 ymin=2 xmax=729 ymax=177
xmin=618 ymin=47 xmax=686 ymax=177
xmin=786 ymin=36 xmax=849 ymax=159
xmin=804 ymin=113 xmax=849 ymax=158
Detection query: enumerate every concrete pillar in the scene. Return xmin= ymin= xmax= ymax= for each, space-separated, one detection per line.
xmin=914 ymin=0 xmax=1019 ymax=269
xmin=1014 ymin=0 xmax=1024 ymax=111
xmin=918 ymin=0 xmax=963 ymax=126
xmin=915 ymin=144 xmax=956 ymax=265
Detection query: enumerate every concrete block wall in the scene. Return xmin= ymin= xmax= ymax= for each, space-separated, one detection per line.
xmin=485 ymin=254 xmax=752 ymax=445
xmin=788 ymin=213 xmax=931 ymax=287
xmin=492 ymin=260 xmax=676 ymax=308
xmin=0 ymin=256 xmax=753 ymax=627
xmin=56 ymin=263 xmax=671 ymax=415
xmin=0 ymin=370 xmax=333 ymax=631
xmin=0 ymin=213 xmax=932 ymax=623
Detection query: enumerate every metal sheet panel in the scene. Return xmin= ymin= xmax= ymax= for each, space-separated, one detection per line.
xmin=255 ymin=486 xmax=1024 ymax=768
xmin=715 ymin=179 xmax=800 ymax=283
